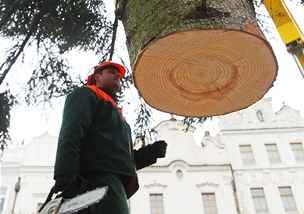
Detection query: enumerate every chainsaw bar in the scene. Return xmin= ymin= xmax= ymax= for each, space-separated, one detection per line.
xmin=59 ymin=186 xmax=108 ymax=214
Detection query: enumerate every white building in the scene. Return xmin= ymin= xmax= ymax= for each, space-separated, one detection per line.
xmin=219 ymin=98 xmax=304 ymax=214
xmin=1 ymin=98 xmax=304 ymax=214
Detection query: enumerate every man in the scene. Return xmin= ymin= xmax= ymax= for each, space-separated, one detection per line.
xmin=53 ymin=61 xmax=167 ymax=214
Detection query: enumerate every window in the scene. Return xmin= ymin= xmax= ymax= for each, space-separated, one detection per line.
xmin=0 ymin=187 xmax=7 ymax=214
xmin=256 ymin=110 xmax=264 ymax=122
xmin=239 ymin=145 xmax=256 ymax=165
xmin=250 ymin=188 xmax=269 ymax=213
xmin=150 ymin=193 xmax=164 ymax=214
xmin=265 ymin=144 xmax=281 ymax=163
xmin=290 ymin=143 xmax=304 ymax=162
xmin=279 ymin=187 xmax=298 ymax=213
xmin=176 ymin=169 xmax=184 ymax=179
xmin=202 ymin=193 xmax=218 ymax=214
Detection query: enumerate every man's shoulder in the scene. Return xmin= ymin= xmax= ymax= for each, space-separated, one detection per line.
xmin=64 ymin=87 xmax=99 ymax=105
xmin=69 ymin=86 xmax=96 ymax=98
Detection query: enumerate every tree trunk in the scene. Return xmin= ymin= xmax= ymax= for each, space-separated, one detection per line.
xmin=118 ymin=0 xmax=277 ymax=117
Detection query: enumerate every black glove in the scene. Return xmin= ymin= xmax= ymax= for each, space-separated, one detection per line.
xmin=150 ymin=140 xmax=167 ymax=158
xmin=54 ymin=176 xmax=90 ymax=198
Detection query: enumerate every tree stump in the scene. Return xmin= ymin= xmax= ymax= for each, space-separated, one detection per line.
xmin=118 ymin=0 xmax=278 ymax=116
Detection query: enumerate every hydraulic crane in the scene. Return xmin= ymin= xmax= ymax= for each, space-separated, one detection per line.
xmin=263 ymin=0 xmax=304 ymax=78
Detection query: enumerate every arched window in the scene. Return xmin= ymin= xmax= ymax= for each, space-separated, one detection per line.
xmin=256 ymin=110 xmax=264 ymax=122
xmin=176 ymin=169 xmax=184 ymax=179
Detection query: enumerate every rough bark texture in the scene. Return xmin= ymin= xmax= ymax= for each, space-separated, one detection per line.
xmin=118 ymin=0 xmax=260 ymax=66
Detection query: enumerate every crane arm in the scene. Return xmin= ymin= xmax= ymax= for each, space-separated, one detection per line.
xmin=263 ymin=0 xmax=304 ymax=76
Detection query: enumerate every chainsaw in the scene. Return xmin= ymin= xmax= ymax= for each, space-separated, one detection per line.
xmin=38 ymin=186 xmax=108 ymax=214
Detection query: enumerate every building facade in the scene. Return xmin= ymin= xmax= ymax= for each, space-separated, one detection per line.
xmin=220 ymin=98 xmax=304 ymax=214
xmin=1 ymin=98 xmax=304 ymax=214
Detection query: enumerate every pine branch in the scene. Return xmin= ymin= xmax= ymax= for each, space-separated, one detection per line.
xmin=0 ymin=90 xmax=16 ymax=151
xmin=0 ymin=0 xmax=21 ymax=30
xmin=0 ymin=12 xmax=42 ymax=85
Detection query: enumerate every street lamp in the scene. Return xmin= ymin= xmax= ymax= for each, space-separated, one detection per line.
xmin=11 ymin=177 xmax=21 ymax=214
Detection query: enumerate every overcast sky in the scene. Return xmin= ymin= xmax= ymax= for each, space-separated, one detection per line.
xmin=5 ymin=0 xmax=304 ymax=145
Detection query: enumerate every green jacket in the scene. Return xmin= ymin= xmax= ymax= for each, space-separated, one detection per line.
xmin=54 ymin=87 xmax=156 ymax=198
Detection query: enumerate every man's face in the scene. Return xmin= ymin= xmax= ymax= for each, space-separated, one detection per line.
xmin=94 ymin=66 xmax=122 ymax=94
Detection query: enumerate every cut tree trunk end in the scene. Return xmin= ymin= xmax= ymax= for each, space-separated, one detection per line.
xmin=119 ymin=0 xmax=278 ymax=117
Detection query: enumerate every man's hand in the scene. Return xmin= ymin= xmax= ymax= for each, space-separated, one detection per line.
xmin=54 ymin=176 xmax=90 ymax=198
xmin=151 ymin=140 xmax=167 ymax=158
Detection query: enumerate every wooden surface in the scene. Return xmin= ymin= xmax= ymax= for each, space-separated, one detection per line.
xmin=119 ymin=0 xmax=278 ymax=116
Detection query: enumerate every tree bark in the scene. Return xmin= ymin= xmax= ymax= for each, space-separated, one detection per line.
xmin=119 ymin=0 xmax=262 ymax=66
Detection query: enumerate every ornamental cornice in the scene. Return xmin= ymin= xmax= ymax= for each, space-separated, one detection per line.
xmin=196 ymin=182 xmax=219 ymax=189
xmin=234 ymin=169 xmax=304 ymax=186
xmin=221 ymin=126 xmax=304 ymax=135
xmin=144 ymin=180 xmax=168 ymax=189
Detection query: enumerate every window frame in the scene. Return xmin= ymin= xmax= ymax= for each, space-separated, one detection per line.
xmin=278 ymin=186 xmax=298 ymax=212
xmin=290 ymin=142 xmax=304 ymax=162
xmin=239 ymin=144 xmax=256 ymax=165
xmin=265 ymin=143 xmax=281 ymax=164
xmin=149 ymin=193 xmax=165 ymax=214
xmin=201 ymin=192 xmax=218 ymax=214
xmin=250 ymin=187 xmax=269 ymax=213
